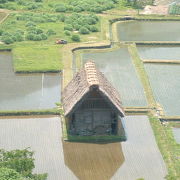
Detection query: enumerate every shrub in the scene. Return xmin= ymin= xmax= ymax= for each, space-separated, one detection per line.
xmin=40 ymin=33 xmax=48 ymax=40
xmin=64 ymin=30 xmax=71 ymax=36
xmin=34 ymin=0 xmax=43 ymax=2
xmin=79 ymin=27 xmax=90 ymax=34
xmin=73 ymin=6 xmax=82 ymax=12
xmin=0 ymin=30 xmax=3 ymax=36
xmin=25 ymin=22 xmax=36 ymax=27
xmin=26 ymin=33 xmax=35 ymax=40
xmin=14 ymin=33 xmax=24 ymax=41
xmin=2 ymin=36 xmax=14 ymax=44
xmin=26 ymin=3 xmax=39 ymax=10
xmin=0 ymin=0 xmax=7 ymax=3
xmin=71 ymin=34 xmax=80 ymax=42
xmin=90 ymin=25 xmax=98 ymax=32
xmin=57 ymin=14 xmax=66 ymax=22
xmin=64 ymin=25 xmax=73 ymax=31
xmin=55 ymin=4 xmax=67 ymax=12
xmin=46 ymin=29 xmax=56 ymax=36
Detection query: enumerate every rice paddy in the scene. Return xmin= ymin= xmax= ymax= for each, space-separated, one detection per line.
xmin=0 ymin=51 xmax=61 ymax=110
xmin=117 ymin=21 xmax=180 ymax=41
xmin=144 ymin=63 xmax=180 ymax=116
xmin=173 ymin=128 xmax=180 ymax=144
xmin=82 ymin=48 xmax=147 ymax=107
xmin=0 ymin=115 xmax=167 ymax=180
xmin=137 ymin=46 xmax=180 ymax=60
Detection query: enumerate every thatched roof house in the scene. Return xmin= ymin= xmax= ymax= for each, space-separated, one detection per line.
xmin=62 ymin=61 xmax=125 ymax=136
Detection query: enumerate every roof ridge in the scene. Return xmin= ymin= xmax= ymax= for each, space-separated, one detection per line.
xmin=84 ymin=61 xmax=99 ymax=86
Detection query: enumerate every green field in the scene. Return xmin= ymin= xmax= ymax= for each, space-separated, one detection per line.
xmin=13 ymin=44 xmax=63 ymax=72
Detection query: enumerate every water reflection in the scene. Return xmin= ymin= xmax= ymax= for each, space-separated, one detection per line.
xmin=63 ymin=142 xmax=124 ymax=180
xmin=0 ymin=51 xmax=61 ymax=110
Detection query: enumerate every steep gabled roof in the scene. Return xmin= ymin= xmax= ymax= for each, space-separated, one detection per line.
xmin=62 ymin=61 xmax=125 ymax=117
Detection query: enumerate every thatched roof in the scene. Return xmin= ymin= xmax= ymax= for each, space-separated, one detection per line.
xmin=62 ymin=61 xmax=125 ymax=117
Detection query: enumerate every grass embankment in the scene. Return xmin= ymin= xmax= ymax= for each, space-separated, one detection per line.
xmin=149 ymin=114 xmax=180 ymax=180
xmin=0 ymin=108 xmax=60 ymax=116
xmin=128 ymin=44 xmax=156 ymax=108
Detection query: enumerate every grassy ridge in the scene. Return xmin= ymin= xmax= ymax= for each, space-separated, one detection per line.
xmin=149 ymin=115 xmax=180 ymax=180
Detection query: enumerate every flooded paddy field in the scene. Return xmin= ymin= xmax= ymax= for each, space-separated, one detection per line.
xmin=117 ymin=21 xmax=180 ymax=41
xmin=137 ymin=46 xmax=180 ymax=60
xmin=0 ymin=51 xmax=61 ymax=110
xmin=173 ymin=127 xmax=180 ymax=144
xmin=82 ymin=48 xmax=147 ymax=107
xmin=0 ymin=115 xmax=167 ymax=180
xmin=144 ymin=64 xmax=180 ymax=116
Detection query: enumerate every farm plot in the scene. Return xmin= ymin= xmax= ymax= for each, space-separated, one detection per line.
xmin=144 ymin=64 xmax=180 ymax=116
xmin=0 ymin=51 xmax=61 ymax=110
xmin=173 ymin=128 xmax=180 ymax=144
xmin=0 ymin=116 xmax=77 ymax=180
xmin=82 ymin=48 xmax=147 ymax=107
xmin=117 ymin=21 xmax=180 ymax=41
xmin=0 ymin=116 xmax=167 ymax=180
xmin=112 ymin=115 xmax=167 ymax=180
xmin=137 ymin=46 xmax=180 ymax=60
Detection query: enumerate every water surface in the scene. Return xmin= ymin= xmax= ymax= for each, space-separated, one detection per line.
xmin=0 ymin=115 xmax=167 ymax=180
xmin=138 ymin=46 xmax=180 ymax=60
xmin=117 ymin=21 xmax=180 ymax=41
xmin=0 ymin=51 xmax=61 ymax=110
xmin=173 ymin=128 xmax=180 ymax=144
xmin=145 ymin=64 xmax=180 ymax=116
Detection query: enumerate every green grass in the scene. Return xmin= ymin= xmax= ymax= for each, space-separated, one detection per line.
xmin=0 ymin=12 xmax=7 ymax=22
xmin=149 ymin=115 xmax=180 ymax=180
xmin=13 ymin=44 xmax=63 ymax=72
xmin=0 ymin=108 xmax=60 ymax=116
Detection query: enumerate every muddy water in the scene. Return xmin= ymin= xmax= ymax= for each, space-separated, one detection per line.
xmin=0 ymin=51 xmax=61 ymax=110
xmin=83 ymin=48 xmax=147 ymax=107
xmin=173 ymin=128 xmax=180 ymax=144
xmin=0 ymin=116 xmax=167 ymax=180
xmin=138 ymin=46 xmax=180 ymax=60
xmin=117 ymin=21 xmax=180 ymax=41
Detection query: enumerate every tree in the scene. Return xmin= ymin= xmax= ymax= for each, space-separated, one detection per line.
xmin=0 ymin=148 xmax=47 ymax=180
xmin=71 ymin=34 xmax=80 ymax=42
xmin=79 ymin=27 xmax=90 ymax=34
xmin=0 ymin=168 xmax=23 ymax=180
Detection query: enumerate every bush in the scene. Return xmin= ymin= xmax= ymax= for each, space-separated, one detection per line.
xmin=71 ymin=34 xmax=80 ymax=42
xmin=2 ymin=36 xmax=14 ymax=44
xmin=25 ymin=22 xmax=36 ymax=27
xmin=40 ymin=33 xmax=48 ymax=40
xmin=46 ymin=29 xmax=56 ymax=36
xmin=34 ymin=0 xmax=43 ymax=2
xmin=57 ymin=14 xmax=66 ymax=22
xmin=79 ymin=27 xmax=90 ymax=34
xmin=0 ymin=0 xmax=7 ymax=3
xmin=0 ymin=30 xmax=4 ymax=36
xmin=26 ymin=3 xmax=39 ymax=10
xmin=55 ymin=4 xmax=67 ymax=12
xmin=64 ymin=30 xmax=71 ymax=36
xmin=64 ymin=25 xmax=73 ymax=31
xmin=90 ymin=25 xmax=98 ymax=32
